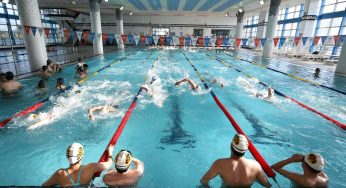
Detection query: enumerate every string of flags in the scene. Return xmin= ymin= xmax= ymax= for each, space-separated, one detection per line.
xmin=19 ymin=25 xmax=346 ymax=47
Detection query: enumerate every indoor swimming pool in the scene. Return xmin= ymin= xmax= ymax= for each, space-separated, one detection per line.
xmin=0 ymin=48 xmax=345 ymax=187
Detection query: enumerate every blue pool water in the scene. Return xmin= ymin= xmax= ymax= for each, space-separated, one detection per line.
xmin=0 ymin=49 xmax=345 ymax=187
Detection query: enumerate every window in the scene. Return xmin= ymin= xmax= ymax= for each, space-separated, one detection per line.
xmin=243 ymin=15 xmax=259 ymax=38
xmin=211 ymin=29 xmax=230 ymax=36
xmin=275 ymin=4 xmax=304 ymax=38
xmin=152 ymin=28 xmax=169 ymax=36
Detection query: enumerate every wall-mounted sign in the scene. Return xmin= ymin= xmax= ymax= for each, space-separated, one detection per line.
xmin=302 ymin=15 xmax=316 ymax=20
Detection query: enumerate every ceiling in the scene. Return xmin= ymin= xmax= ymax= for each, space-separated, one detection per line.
xmin=36 ymin=0 xmax=306 ymax=16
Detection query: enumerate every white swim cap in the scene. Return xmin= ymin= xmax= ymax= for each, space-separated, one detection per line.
xmin=304 ymin=153 xmax=325 ymax=171
xmin=231 ymin=134 xmax=249 ymax=153
xmin=115 ymin=150 xmax=132 ymax=173
xmin=66 ymin=143 xmax=84 ymax=165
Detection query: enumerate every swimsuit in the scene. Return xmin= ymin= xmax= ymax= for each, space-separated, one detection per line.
xmin=64 ymin=166 xmax=84 ymax=186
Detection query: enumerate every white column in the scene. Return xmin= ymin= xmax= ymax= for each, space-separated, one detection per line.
xmin=235 ymin=11 xmax=245 ymax=51
xmin=263 ymin=0 xmax=281 ymax=58
xmin=16 ymin=0 xmax=47 ymax=71
xmin=336 ymin=41 xmax=346 ymax=75
xmin=116 ymin=8 xmax=124 ymax=50
xmin=89 ymin=0 xmax=103 ymax=55
xmin=256 ymin=11 xmax=267 ymax=39
xmin=299 ymin=0 xmax=319 ymax=37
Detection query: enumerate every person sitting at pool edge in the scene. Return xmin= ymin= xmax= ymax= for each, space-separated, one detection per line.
xmin=0 ymin=71 xmax=21 ymax=94
xmin=271 ymin=153 xmax=328 ymax=187
xmin=40 ymin=65 xmax=52 ymax=80
xmin=200 ymin=134 xmax=271 ymax=188
xmin=175 ymin=77 xmax=199 ymax=90
xmin=56 ymin=77 xmax=66 ymax=90
xmin=103 ymin=149 xmax=144 ymax=187
xmin=42 ymin=143 xmax=114 ymax=187
xmin=88 ymin=104 xmax=118 ymax=121
xmin=314 ymin=68 xmax=320 ymax=78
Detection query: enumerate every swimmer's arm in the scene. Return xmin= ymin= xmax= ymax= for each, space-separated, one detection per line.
xmin=256 ymin=169 xmax=272 ymax=187
xmin=132 ymin=157 xmax=144 ymax=174
xmin=186 ymin=78 xmax=198 ymax=90
xmin=271 ymin=154 xmax=304 ymax=170
xmin=88 ymin=106 xmax=103 ymax=115
xmin=273 ymin=168 xmax=305 ymax=186
xmin=200 ymin=160 xmax=219 ymax=187
xmin=27 ymin=117 xmax=51 ymax=130
xmin=88 ymin=145 xmax=114 ymax=173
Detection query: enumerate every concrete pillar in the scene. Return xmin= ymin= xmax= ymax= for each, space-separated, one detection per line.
xmin=263 ymin=0 xmax=281 ymax=58
xmin=299 ymin=0 xmax=319 ymax=37
xmin=116 ymin=8 xmax=124 ymax=50
xmin=89 ymin=0 xmax=103 ymax=55
xmin=256 ymin=11 xmax=267 ymax=39
xmin=16 ymin=0 xmax=47 ymax=71
xmin=336 ymin=41 xmax=346 ymax=75
xmin=235 ymin=10 xmax=245 ymax=51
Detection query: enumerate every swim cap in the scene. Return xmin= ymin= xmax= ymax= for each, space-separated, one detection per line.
xmin=29 ymin=114 xmax=38 ymax=119
xmin=231 ymin=134 xmax=248 ymax=153
xmin=304 ymin=153 xmax=325 ymax=171
xmin=57 ymin=78 xmax=64 ymax=84
xmin=115 ymin=150 xmax=132 ymax=173
xmin=66 ymin=143 xmax=84 ymax=165
xmin=150 ymin=75 xmax=157 ymax=84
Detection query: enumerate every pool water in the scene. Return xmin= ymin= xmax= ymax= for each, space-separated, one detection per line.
xmin=0 ymin=48 xmax=345 ymax=187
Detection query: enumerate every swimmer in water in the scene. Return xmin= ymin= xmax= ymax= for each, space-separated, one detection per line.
xmin=56 ymin=78 xmax=66 ymax=90
xmin=140 ymin=76 xmax=157 ymax=96
xmin=175 ymin=78 xmax=199 ymax=91
xmin=36 ymin=79 xmax=48 ymax=95
xmin=256 ymin=87 xmax=274 ymax=99
xmin=27 ymin=112 xmax=54 ymax=130
xmin=314 ymin=68 xmax=320 ymax=78
xmin=88 ymin=104 xmax=118 ymax=121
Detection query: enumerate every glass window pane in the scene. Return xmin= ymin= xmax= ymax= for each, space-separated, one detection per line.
xmin=286 ymin=23 xmax=293 ymax=30
xmin=10 ymin=19 xmax=16 ymax=25
xmin=335 ymin=2 xmax=346 ymax=11
xmin=323 ymin=5 xmax=335 ymax=13
xmin=12 ymin=4 xmax=17 ymax=9
xmin=0 ymin=25 xmax=8 ymax=31
xmin=7 ymin=9 xmax=14 ymax=15
xmin=0 ymin=18 xmax=6 ymax=24
xmin=317 ymin=28 xmax=328 ymax=36
xmin=287 ymin=13 xmax=294 ymax=19
xmin=329 ymin=27 xmax=339 ymax=35
xmin=319 ymin=19 xmax=331 ymax=28
xmin=0 ymin=8 xmax=4 ymax=13
xmin=292 ymin=23 xmax=298 ymax=29
xmin=294 ymin=11 xmax=300 ymax=18
xmin=289 ymin=7 xmax=295 ymax=13
xmin=331 ymin=17 xmax=342 ymax=27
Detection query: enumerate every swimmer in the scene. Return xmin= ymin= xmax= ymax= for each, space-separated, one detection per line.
xmin=256 ymin=87 xmax=274 ymax=99
xmin=210 ymin=78 xmax=224 ymax=88
xmin=77 ymin=68 xmax=86 ymax=78
xmin=56 ymin=78 xmax=66 ymax=90
xmin=0 ymin=71 xmax=22 ymax=94
xmin=88 ymin=104 xmax=118 ymax=121
xmin=36 ymin=79 xmax=47 ymax=95
xmin=40 ymin=65 xmax=52 ymax=80
xmin=272 ymin=153 xmax=328 ymax=187
xmin=175 ymin=78 xmax=199 ymax=91
xmin=103 ymin=150 xmax=144 ymax=187
xmin=83 ymin=64 xmax=89 ymax=74
xmin=27 ymin=112 xmax=54 ymax=130
xmin=314 ymin=68 xmax=320 ymax=78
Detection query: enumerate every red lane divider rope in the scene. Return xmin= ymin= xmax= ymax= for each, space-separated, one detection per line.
xmin=182 ymin=52 xmax=277 ymax=179
xmin=0 ymin=53 xmax=136 ymax=128
xmin=94 ymin=55 xmax=159 ymax=177
xmin=210 ymin=54 xmax=346 ymax=130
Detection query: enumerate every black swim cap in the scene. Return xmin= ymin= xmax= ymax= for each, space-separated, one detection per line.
xmin=57 ymin=77 xmax=64 ymax=84
xmin=78 ymin=68 xmax=84 ymax=73
xmin=42 ymin=65 xmax=48 ymax=71
xmin=38 ymin=80 xmax=45 ymax=88
xmin=5 ymin=71 xmax=14 ymax=80
xmin=47 ymin=59 xmax=52 ymax=65
xmin=83 ymin=64 xmax=89 ymax=68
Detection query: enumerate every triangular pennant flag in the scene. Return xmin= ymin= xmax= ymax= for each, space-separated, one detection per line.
xmin=334 ymin=35 xmax=339 ymax=44
xmin=51 ymin=28 xmax=57 ymax=34
xmin=44 ymin=28 xmax=50 ymax=37
xmin=273 ymin=37 xmax=280 ymax=47
xmin=38 ymin=28 xmax=43 ymax=36
xmin=121 ymin=35 xmax=127 ymax=43
xmin=114 ymin=34 xmax=121 ymax=45
xmin=294 ymin=37 xmax=301 ymax=46
xmin=185 ymin=36 xmax=191 ymax=46
xmin=127 ymin=35 xmax=133 ymax=43
xmin=64 ymin=29 xmax=70 ymax=40
xmin=166 ymin=36 xmax=172 ymax=45
xmin=159 ymin=36 xmax=165 ymax=45
xmin=197 ymin=37 xmax=204 ymax=47
xmin=140 ymin=35 xmax=147 ymax=45
xmin=204 ymin=37 xmax=210 ymax=47
xmin=133 ymin=35 xmax=140 ymax=45
xmin=76 ymin=31 xmax=83 ymax=41
xmin=108 ymin=34 xmax=114 ymax=43
xmin=261 ymin=38 xmax=266 ymax=47
xmin=31 ymin=26 xmax=37 ymax=36
xmin=314 ymin=36 xmax=320 ymax=45
xmin=217 ymin=36 xmax=224 ymax=47
xmin=24 ymin=25 xmax=30 ymax=34
xmin=255 ymin=38 xmax=260 ymax=47
xmin=82 ymin=31 xmax=89 ymax=41
xmin=302 ymin=37 xmax=308 ymax=46
xmin=70 ymin=31 xmax=76 ymax=41
xmin=321 ymin=36 xmax=327 ymax=45
xmin=191 ymin=37 xmax=197 ymax=47
xmin=89 ymin=32 xmax=95 ymax=41
xmin=153 ymin=35 xmax=159 ymax=45
xmin=223 ymin=37 xmax=229 ymax=46
xmin=101 ymin=33 xmax=108 ymax=42
xmin=235 ymin=38 xmax=241 ymax=47
xmin=147 ymin=36 xmax=153 ymax=45
xmin=279 ymin=37 xmax=286 ymax=47
xmin=229 ymin=38 xmax=235 ymax=46
xmin=179 ymin=36 xmax=185 ymax=46
xmin=241 ymin=38 xmax=248 ymax=46
xmin=172 ymin=36 xmax=179 ymax=46
xmin=210 ymin=37 xmax=216 ymax=48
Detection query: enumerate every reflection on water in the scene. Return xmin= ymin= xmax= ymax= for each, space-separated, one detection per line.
xmin=159 ymin=94 xmax=196 ymax=150
xmin=232 ymin=102 xmax=289 ymax=147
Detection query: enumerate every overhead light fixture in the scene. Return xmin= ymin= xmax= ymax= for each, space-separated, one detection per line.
xmin=238 ymin=8 xmax=243 ymax=13
xmin=260 ymin=0 xmax=264 ymax=5
xmin=105 ymin=0 xmax=108 ymax=2
xmin=225 ymin=13 xmax=229 ymax=17
xmin=120 ymin=6 xmax=124 ymax=10
xmin=72 ymin=0 xmax=76 ymax=5
xmin=2 ymin=0 xmax=9 ymax=3
xmin=130 ymin=11 xmax=133 ymax=15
